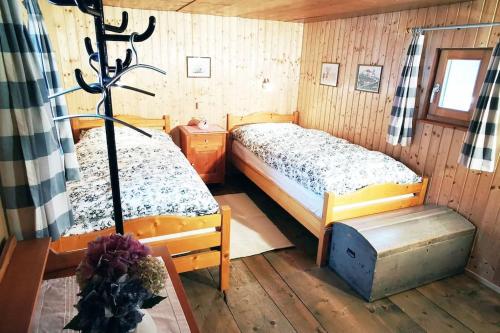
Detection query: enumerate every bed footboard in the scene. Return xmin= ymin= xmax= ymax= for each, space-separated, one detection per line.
xmin=49 ymin=206 xmax=231 ymax=291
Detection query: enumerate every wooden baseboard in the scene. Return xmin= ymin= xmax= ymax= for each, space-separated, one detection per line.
xmin=465 ymin=268 xmax=500 ymax=294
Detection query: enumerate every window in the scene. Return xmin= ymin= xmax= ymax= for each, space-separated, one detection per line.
xmin=425 ymin=48 xmax=492 ymax=127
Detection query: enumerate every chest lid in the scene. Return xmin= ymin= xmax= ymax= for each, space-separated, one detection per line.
xmin=339 ymin=205 xmax=475 ymax=258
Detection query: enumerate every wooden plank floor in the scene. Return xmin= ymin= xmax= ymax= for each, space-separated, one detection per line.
xmin=180 ymin=175 xmax=500 ymax=333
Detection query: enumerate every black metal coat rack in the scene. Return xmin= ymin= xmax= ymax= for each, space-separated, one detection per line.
xmin=49 ymin=0 xmax=165 ymax=234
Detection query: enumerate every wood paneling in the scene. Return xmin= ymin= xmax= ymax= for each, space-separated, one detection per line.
xmin=298 ymin=0 xmax=500 ymax=287
xmin=39 ymin=3 xmax=303 ymax=129
xmin=103 ymin=0 xmax=465 ymax=23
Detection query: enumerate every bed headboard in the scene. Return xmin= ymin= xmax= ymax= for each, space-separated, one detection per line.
xmin=226 ymin=111 xmax=299 ymax=131
xmin=70 ymin=115 xmax=171 ymax=142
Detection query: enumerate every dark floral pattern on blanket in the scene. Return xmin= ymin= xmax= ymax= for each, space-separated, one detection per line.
xmin=64 ymin=127 xmax=219 ymax=236
xmin=232 ymin=123 xmax=421 ymax=196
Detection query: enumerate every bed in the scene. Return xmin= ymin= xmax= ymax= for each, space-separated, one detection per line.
xmin=227 ymin=111 xmax=428 ymax=266
xmin=48 ymin=115 xmax=231 ymax=291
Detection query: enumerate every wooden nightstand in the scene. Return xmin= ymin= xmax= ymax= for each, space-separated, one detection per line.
xmin=179 ymin=125 xmax=227 ymax=184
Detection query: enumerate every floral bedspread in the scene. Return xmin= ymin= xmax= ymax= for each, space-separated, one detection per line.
xmin=64 ymin=127 xmax=219 ymax=236
xmin=232 ymin=123 xmax=421 ymax=196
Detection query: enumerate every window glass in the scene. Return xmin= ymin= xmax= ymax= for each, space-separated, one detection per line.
xmin=438 ymin=59 xmax=481 ymax=112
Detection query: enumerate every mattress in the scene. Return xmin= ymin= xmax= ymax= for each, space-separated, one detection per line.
xmin=64 ymin=126 xmax=219 ymax=236
xmin=232 ymin=140 xmax=325 ymax=217
xmin=232 ymin=127 xmax=418 ymax=219
xmin=231 ymin=123 xmax=422 ymax=196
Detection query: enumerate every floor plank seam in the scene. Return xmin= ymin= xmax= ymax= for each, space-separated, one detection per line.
xmin=260 ymin=252 xmax=330 ymax=332
xmin=206 ymin=267 xmax=244 ymax=333
xmin=381 ymin=298 xmax=428 ymax=333
xmin=240 ymin=257 xmax=300 ymax=333
xmin=414 ymin=287 xmax=475 ymax=332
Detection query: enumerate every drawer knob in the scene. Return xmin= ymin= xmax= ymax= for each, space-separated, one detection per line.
xmin=204 ymin=139 xmax=208 ymax=143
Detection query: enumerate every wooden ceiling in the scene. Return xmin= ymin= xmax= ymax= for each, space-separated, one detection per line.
xmin=104 ymin=0 xmax=465 ymax=22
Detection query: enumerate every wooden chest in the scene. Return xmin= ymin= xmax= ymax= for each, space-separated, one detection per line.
xmin=179 ymin=125 xmax=227 ymax=184
xmin=329 ymin=205 xmax=475 ymax=302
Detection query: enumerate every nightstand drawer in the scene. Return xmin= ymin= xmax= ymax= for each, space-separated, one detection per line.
xmin=190 ymin=134 xmax=225 ymax=147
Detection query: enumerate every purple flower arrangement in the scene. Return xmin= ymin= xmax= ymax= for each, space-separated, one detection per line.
xmin=65 ymin=234 xmax=167 ymax=333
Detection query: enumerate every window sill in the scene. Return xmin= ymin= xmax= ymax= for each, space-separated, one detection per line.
xmin=418 ymin=119 xmax=468 ymax=132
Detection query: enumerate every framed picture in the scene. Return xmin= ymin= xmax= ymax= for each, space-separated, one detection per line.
xmin=355 ymin=65 xmax=383 ymax=93
xmin=320 ymin=63 xmax=340 ymax=87
xmin=186 ymin=56 xmax=211 ymax=78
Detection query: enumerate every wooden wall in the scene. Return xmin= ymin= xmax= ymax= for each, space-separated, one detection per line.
xmin=298 ymin=0 xmax=500 ymax=287
xmin=39 ymin=3 xmax=303 ymax=129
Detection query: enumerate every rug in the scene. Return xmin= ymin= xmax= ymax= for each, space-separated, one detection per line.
xmin=215 ymin=193 xmax=293 ymax=259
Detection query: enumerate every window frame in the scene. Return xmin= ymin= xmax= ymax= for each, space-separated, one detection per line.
xmin=423 ymin=47 xmax=492 ymax=128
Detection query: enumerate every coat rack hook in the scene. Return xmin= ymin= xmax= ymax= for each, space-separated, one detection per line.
xmin=48 ymin=0 xmax=78 ymax=6
xmin=105 ymin=11 xmax=129 ymax=33
xmin=75 ymin=69 xmax=102 ymax=93
xmin=133 ymin=16 xmax=156 ymax=42
xmin=104 ymin=16 xmax=156 ymax=42
xmin=105 ymin=64 xmax=166 ymax=89
xmin=114 ymin=58 xmax=123 ymax=75
xmin=84 ymin=37 xmax=95 ymax=56
xmin=49 ymin=82 xmax=155 ymax=99
xmin=108 ymin=49 xmax=131 ymax=73
xmin=122 ymin=49 xmax=133 ymax=68
xmin=74 ymin=0 xmax=100 ymax=17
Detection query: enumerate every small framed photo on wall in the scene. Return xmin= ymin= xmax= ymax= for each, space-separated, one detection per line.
xmin=186 ymin=56 xmax=211 ymax=78
xmin=320 ymin=63 xmax=340 ymax=87
xmin=355 ymin=64 xmax=383 ymax=93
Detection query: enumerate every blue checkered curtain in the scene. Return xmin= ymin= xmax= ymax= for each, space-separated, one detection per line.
xmin=25 ymin=0 xmax=80 ymax=181
xmin=458 ymin=43 xmax=500 ymax=172
xmin=0 ymin=0 xmax=75 ymax=240
xmin=387 ymin=32 xmax=425 ymax=146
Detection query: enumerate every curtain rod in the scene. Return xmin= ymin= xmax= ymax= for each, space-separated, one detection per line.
xmin=409 ymin=21 xmax=500 ymax=33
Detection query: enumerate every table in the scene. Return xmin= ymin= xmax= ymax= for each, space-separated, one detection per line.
xmin=0 ymin=237 xmax=199 ymax=333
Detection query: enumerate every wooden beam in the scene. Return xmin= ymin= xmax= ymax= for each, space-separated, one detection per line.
xmin=219 ymin=205 xmax=231 ymax=291
xmin=103 ymin=0 xmax=192 ymax=11
xmin=70 ymin=114 xmax=171 ymax=142
xmin=51 ymin=213 xmax=222 ymax=252
xmin=101 ymin=0 xmax=466 ymax=22
xmin=173 ymin=251 xmax=222 ymax=273
xmin=227 ymin=112 xmax=298 ymax=131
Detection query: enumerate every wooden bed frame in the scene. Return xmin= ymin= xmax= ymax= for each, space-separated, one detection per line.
xmin=50 ymin=115 xmax=231 ymax=291
xmin=227 ymin=111 xmax=429 ymax=266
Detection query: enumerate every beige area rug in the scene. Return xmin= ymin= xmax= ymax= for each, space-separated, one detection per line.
xmin=215 ymin=193 xmax=294 ymax=259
